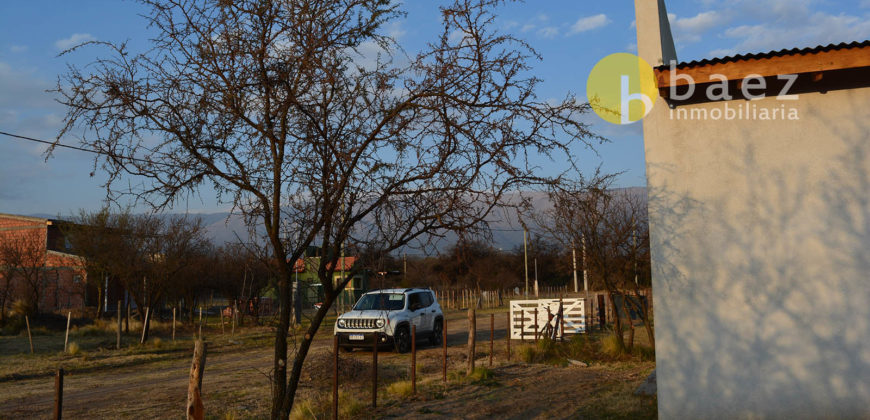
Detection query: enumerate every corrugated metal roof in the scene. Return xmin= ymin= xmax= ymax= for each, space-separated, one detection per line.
xmin=658 ymin=40 xmax=870 ymax=70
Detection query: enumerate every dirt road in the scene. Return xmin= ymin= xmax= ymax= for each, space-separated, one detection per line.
xmin=0 ymin=310 xmax=510 ymax=418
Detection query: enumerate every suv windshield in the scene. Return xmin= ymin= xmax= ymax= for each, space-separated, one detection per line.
xmin=353 ymin=293 xmax=405 ymax=311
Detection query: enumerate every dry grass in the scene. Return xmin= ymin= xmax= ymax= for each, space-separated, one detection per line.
xmin=386 ymin=380 xmax=415 ymax=398
xmin=289 ymin=390 xmax=366 ymax=420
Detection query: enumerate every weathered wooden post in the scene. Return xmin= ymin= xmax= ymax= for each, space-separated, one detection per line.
xmin=332 ymin=335 xmax=338 ymax=420
xmin=117 ymin=301 xmax=122 ymax=350
xmin=520 ymin=310 xmax=525 ymax=343
xmin=219 ymin=308 xmax=225 ymax=335
xmin=467 ymin=308 xmax=476 ymax=375
xmin=172 ymin=307 xmax=176 ymax=341
xmin=411 ymin=324 xmax=417 ymax=394
xmin=64 ymin=312 xmax=71 ymax=353
xmin=186 ymin=340 xmax=206 ymax=420
xmin=506 ymin=311 xmax=511 ymax=361
xmin=442 ymin=318 xmax=448 ymax=383
xmin=372 ymin=333 xmax=378 ymax=408
xmin=25 ymin=315 xmax=34 ymax=354
xmin=53 ymin=368 xmax=64 ymax=420
xmin=489 ymin=313 xmax=494 ymax=367
xmin=198 ymin=307 xmax=203 ymax=338
xmin=534 ymin=307 xmax=539 ymax=342
xmin=140 ymin=307 xmax=150 ymax=344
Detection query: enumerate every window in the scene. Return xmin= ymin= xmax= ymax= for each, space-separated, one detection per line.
xmin=353 ymin=293 xmax=404 ymax=310
xmin=408 ymin=292 xmax=424 ymax=310
xmin=421 ymin=292 xmax=433 ymax=307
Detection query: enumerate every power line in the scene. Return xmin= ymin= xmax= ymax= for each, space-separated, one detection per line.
xmin=0 ymin=130 xmax=167 ymax=168
xmin=1 ymin=130 xmax=101 ymax=155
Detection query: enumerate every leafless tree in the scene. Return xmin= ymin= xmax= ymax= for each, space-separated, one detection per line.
xmin=0 ymin=231 xmax=50 ymax=316
xmin=54 ymin=0 xmax=597 ymax=416
xmin=66 ymin=209 xmax=209 ymax=339
xmin=536 ymin=176 xmax=653 ymax=351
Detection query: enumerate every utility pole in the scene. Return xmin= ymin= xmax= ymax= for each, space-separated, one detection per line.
xmin=523 ymin=228 xmax=529 ymax=297
xmin=403 ymin=253 xmax=407 ymax=285
xmin=572 ymin=242 xmax=578 ymax=293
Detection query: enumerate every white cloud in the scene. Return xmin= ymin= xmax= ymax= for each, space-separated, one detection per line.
xmin=521 ymin=23 xmax=536 ymax=33
xmin=712 ymin=10 xmax=870 ymax=56
xmin=537 ymin=26 xmax=560 ymax=38
xmin=668 ymin=11 xmax=726 ymax=44
xmin=10 ymin=45 xmax=28 ymax=53
xmin=568 ymin=14 xmax=611 ymax=35
xmin=673 ymin=11 xmax=722 ymax=34
xmin=54 ymin=33 xmax=96 ymax=50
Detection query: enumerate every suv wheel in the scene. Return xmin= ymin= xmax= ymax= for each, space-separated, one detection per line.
xmin=430 ymin=319 xmax=443 ymax=346
xmin=394 ymin=325 xmax=411 ymax=353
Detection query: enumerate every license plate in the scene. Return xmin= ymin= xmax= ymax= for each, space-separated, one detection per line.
xmin=349 ymin=334 xmax=364 ymax=341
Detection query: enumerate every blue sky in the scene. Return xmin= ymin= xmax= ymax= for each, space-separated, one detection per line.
xmin=1 ymin=0 xmax=869 ymax=216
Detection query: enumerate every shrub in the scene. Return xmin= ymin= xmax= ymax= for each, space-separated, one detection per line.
xmin=387 ymin=380 xmax=415 ymax=398
xmin=2 ymin=316 xmax=25 ymax=335
xmin=67 ymin=342 xmax=81 ymax=355
xmin=11 ymin=300 xmax=32 ymax=317
xmin=289 ymin=390 xmax=364 ymax=419
xmin=601 ymin=332 xmax=627 ymax=357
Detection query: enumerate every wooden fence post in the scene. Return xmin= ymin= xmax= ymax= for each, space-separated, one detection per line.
xmin=489 ymin=314 xmax=494 ymax=367
xmin=411 ymin=324 xmax=417 ymax=395
xmin=467 ymin=308 xmax=476 ymax=375
xmin=172 ymin=307 xmax=176 ymax=341
xmin=506 ymin=311 xmax=511 ymax=361
xmin=372 ymin=333 xmax=378 ymax=408
xmin=140 ymin=307 xmax=151 ymax=344
xmin=534 ymin=307 xmax=539 ymax=342
xmin=53 ymin=368 xmax=64 ymax=420
xmin=442 ymin=318 xmax=448 ymax=383
xmin=64 ymin=312 xmax=71 ymax=353
xmin=520 ymin=310 xmax=525 ymax=343
xmin=25 ymin=315 xmax=34 ymax=354
xmin=186 ymin=340 xmax=206 ymax=420
xmin=332 ymin=335 xmax=338 ymax=420
xmin=117 ymin=301 xmax=122 ymax=350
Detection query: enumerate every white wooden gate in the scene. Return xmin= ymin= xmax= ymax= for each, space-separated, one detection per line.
xmin=509 ymin=298 xmax=587 ymax=339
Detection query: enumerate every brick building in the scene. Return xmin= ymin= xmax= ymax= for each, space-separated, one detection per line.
xmin=0 ymin=213 xmax=88 ymax=314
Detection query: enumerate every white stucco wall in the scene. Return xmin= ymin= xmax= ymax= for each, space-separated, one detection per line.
xmin=644 ymin=87 xmax=870 ymax=418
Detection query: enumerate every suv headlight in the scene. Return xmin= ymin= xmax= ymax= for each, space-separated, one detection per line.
xmin=376 ymin=319 xmax=385 ymax=328
xmin=337 ymin=319 xmax=346 ymax=328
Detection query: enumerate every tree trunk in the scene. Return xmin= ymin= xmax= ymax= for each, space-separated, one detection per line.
xmin=621 ymin=293 xmax=635 ymax=351
xmin=277 ymin=293 xmax=336 ymax=419
xmin=607 ymin=290 xmax=625 ymax=351
xmin=270 ymin=242 xmax=292 ymax=419
xmin=186 ymin=340 xmax=206 ymax=420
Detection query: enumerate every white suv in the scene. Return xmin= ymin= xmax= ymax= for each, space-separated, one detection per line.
xmin=334 ymin=288 xmax=443 ymax=353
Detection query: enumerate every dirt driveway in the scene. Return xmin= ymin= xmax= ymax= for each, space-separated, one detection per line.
xmin=0 ymin=310 xmax=653 ymax=418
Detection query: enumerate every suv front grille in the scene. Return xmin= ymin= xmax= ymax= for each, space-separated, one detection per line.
xmin=344 ymin=318 xmax=378 ymax=329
